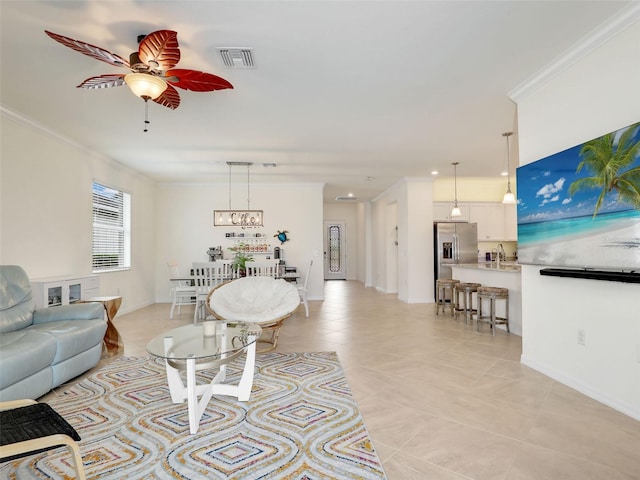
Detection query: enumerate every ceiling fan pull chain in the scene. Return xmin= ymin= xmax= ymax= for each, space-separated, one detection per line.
xmin=143 ymin=98 xmax=150 ymax=132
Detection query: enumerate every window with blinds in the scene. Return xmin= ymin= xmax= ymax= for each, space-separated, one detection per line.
xmin=92 ymin=182 xmax=131 ymax=272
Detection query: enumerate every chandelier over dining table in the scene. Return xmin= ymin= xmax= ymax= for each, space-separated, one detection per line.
xmin=214 ymin=162 xmax=264 ymax=228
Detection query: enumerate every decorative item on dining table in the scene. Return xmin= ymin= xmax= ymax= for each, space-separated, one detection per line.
xmin=228 ymin=244 xmax=254 ymax=276
xmin=202 ymin=321 xmax=216 ymax=337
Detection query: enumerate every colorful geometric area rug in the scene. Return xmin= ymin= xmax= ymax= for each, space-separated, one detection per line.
xmin=1 ymin=352 xmax=386 ymax=480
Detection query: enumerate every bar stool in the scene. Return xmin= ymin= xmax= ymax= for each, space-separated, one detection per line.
xmin=435 ymin=279 xmax=459 ymax=316
xmin=476 ymin=286 xmax=509 ymax=335
xmin=453 ymin=282 xmax=481 ymax=324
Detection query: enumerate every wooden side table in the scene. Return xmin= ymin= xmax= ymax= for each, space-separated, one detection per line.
xmin=79 ymin=296 xmax=123 ymax=357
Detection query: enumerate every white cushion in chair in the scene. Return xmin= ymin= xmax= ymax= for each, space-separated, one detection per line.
xmin=208 ymin=277 xmax=300 ymax=324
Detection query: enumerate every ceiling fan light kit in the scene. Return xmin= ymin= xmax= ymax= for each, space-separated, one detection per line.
xmin=45 ymin=29 xmax=233 ymax=131
xmin=124 ymin=73 xmax=167 ymax=100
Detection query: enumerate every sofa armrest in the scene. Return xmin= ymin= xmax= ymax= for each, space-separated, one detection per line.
xmin=32 ymin=304 xmax=105 ymax=324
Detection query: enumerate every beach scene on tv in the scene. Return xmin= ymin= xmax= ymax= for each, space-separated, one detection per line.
xmin=516 ymin=122 xmax=640 ymax=269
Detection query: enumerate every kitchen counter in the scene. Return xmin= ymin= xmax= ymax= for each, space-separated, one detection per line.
xmin=454 ymin=262 xmax=521 ymax=272
xmin=451 ymin=262 xmax=522 ymax=336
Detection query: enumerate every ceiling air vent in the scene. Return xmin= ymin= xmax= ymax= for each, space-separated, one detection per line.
xmin=218 ymin=48 xmax=254 ymax=68
xmin=335 ymin=196 xmax=358 ymax=201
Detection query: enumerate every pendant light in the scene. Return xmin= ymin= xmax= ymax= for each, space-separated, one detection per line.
xmin=213 ymin=162 xmax=263 ymax=227
xmin=451 ymin=162 xmax=461 ymax=217
xmin=502 ymin=132 xmax=516 ymax=204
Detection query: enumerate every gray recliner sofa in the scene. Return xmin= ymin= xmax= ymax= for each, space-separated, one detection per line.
xmin=0 ymin=265 xmax=107 ymax=401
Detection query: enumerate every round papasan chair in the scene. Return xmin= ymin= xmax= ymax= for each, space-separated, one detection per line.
xmin=205 ymin=276 xmax=301 ymax=352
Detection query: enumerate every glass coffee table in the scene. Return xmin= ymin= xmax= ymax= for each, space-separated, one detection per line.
xmin=146 ymin=321 xmax=261 ymax=434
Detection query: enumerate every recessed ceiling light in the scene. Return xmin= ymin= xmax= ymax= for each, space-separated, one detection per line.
xmin=431 ymin=171 xmax=439 ymax=175
xmin=501 ymin=171 xmax=508 ymax=176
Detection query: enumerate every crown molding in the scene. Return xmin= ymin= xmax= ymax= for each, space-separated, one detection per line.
xmin=1 ymin=105 xmax=88 ymax=152
xmin=509 ymin=2 xmax=640 ymax=102
xmin=1 ymin=105 xmax=155 ymax=184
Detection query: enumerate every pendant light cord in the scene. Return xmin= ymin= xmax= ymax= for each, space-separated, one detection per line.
xmin=454 ymin=165 xmax=458 ymax=203
xmin=502 ymin=131 xmax=516 ymax=204
xmin=505 ymin=132 xmax=512 ymax=189
xmin=452 ymin=162 xmax=459 ymax=206
xmin=228 ymin=163 xmax=232 ymax=210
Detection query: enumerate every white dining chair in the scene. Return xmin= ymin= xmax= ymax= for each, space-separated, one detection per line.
xmin=167 ymin=261 xmax=196 ymax=319
xmin=215 ymin=259 xmax=239 ymax=279
xmin=297 ymin=259 xmax=313 ymax=317
xmin=246 ymin=260 xmax=279 ymax=278
xmin=192 ymin=262 xmax=226 ymax=322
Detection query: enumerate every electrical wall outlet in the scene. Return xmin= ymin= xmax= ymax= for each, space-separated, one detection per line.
xmin=577 ymin=329 xmax=586 ymax=346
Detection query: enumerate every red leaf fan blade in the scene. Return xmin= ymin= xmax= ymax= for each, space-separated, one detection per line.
xmin=45 ymin=30 xmax=130 ymax=68
xmin=153 ymin=83 xmax=181 ymax=110
xmin=166 ymin=69 xmax=233 ymax=92
xmin=76 ymin=74 xmax=126 ymax=89
xmin=138 ymin=30 xmax=180 ymax=71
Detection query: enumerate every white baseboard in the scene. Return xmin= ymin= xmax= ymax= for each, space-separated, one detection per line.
xmin=118 ymin=300 xmax=155 ymax=316
xmin=521 ymin=355 xmax=640 ymax=421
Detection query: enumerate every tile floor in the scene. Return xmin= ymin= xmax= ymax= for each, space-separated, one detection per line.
xmin=49 ymin=280 xmax=640 ymax=479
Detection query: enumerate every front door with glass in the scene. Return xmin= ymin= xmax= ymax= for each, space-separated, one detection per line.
xmin=323 ymin=221 xmax=346 ymax=280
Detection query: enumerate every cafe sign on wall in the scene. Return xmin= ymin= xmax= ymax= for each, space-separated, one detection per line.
xmin=214 ymin=210 xmax=264 ymax=228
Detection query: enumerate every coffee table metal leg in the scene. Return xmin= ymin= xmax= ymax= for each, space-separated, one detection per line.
xmin=186 ymin=357 xmax=199 ymax=433
xmin=185 ymin=357 xmax=219 ymax=434
xmin=237 ymin=342 xmax=256 ymax=401
xmin=165 ymin=364 xmax=184 ymax=403
xmin=164 ymin=337 xmax=184 ymax=403
xmin=160 ymin=336 xmax=258 ymax=434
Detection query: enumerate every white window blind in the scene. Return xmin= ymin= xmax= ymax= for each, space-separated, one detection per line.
xmin=92 ymin=182 xmax=131 ymax=272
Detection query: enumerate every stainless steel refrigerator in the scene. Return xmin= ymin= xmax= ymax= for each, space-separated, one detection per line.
xmin=434 ymin=222 xmax=478 ymax=291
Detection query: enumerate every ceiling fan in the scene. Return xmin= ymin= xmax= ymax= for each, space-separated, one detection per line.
xmin=45 ymin=29 xmax=233 ymax=130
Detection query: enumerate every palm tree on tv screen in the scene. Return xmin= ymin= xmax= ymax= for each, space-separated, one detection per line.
xmin=568 ymin=122 xmax=640 ymax=217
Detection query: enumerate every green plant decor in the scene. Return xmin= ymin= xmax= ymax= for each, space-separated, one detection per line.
xmin=228 ymin=244 xmax=254 ymax=276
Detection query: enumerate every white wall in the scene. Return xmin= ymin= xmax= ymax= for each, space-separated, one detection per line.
xmin=0 ymin=111 xmax=157 ymax=313
xmin=356 ymin=202 xmax=370 ymax=285
xmin=371 ymin=190 xmax=389 ymax=291
xmin=371 ymin=177 xmax=434 ymax=302
xmin=1 ymin=109 xmax=325 ymax=315
xmin=515 ymin=19 xmax=640 ymax=419
xmin=433 ymin=177 xmax=512 ymax=202
xmin=155 ymin=182 xmax=325 ymax=302
xmin=404 ymin=178 xmax=434 ymax=303
xmin=385 ymin=202 xmax=398 ymax=293
xmin=323 ymin=202 xmax=358 ymax=280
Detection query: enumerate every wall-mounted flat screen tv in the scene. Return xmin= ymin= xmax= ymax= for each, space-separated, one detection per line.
xmin=516 ymin=122 xmax=640 ymax=270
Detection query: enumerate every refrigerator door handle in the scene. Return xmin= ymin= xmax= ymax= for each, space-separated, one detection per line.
xmin=453 ymin=233 xmax=459 ymax=263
